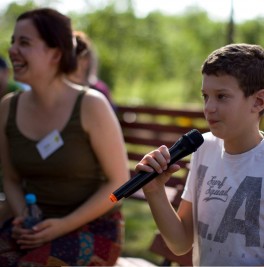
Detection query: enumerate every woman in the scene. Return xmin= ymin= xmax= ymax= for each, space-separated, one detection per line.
xmin=0 ymin=8 xmax=129 ymax=266
xmin=66 ymin=30 xmax=114 ymax=106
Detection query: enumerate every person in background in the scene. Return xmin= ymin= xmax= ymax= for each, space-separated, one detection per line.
xmin=135 ymin=43 xmax=264 ymax=266
xmin=0 ymin=56 xmax=23 ymax=98
xmin=66 ymin=30 xmax=114 ymax=107
xmin=0 ymin=56 xmax=22 ymax=227
xmin=0 ymin=56 xmax=9 ymax=98
xmin=0 ymin=7 xmax=129 ymax=266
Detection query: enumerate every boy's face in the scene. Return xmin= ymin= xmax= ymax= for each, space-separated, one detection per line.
xmin=202 ymin=74 xmax=258 ymax=142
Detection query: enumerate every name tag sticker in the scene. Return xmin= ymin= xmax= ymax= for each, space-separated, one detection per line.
xmin=36 ymin=130 xmax=64 ymax=160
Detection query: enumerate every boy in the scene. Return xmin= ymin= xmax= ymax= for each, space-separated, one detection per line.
xmin=136 ymin=43 xmax=264 ymax=266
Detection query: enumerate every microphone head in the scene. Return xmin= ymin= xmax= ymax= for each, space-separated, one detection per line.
xmin=184 ymin=129 xmax=204 ymax=151
xmin=169 ymin=129 xmax=204 ymax=163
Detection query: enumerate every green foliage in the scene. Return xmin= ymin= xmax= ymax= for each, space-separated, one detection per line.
xmin=1 ymin=0 xmax=264 ymax=106
xmin=236 ymin=18 xmax=264 ymax=44
xmin=0 ymin=1 xmax=37 ymax=60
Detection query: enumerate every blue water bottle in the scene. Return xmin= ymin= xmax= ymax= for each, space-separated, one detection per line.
xmin=23 ymin=193 xmax=43 ymax=229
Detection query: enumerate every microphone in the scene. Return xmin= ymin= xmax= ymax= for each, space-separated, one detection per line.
xmin=109 ymin=129 xmax=204 ymax=203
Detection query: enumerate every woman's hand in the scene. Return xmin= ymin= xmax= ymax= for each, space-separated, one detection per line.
xmin=14 ymin=218 xmax=68 ymax=250
xmin=135 ymin=145 xmax=181 ymax=193
xmin=12 ymin=216 xmax=33 ymax=240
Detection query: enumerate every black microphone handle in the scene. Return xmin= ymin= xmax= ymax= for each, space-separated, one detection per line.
xmin=113 ymin=145 xmax=187 ymax=200
xmin=123 ymin=171 xmax=160 ymax=197
xmin=122 ymin=147 xmax=186 ymax=198
xmin=110 ymin=129 xmax=204 ymax=202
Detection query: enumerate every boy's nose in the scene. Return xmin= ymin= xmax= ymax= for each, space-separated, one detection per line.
xmin=204 ymin=98 xmax=217 ymax=113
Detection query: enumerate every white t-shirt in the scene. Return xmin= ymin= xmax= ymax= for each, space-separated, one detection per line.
xmin=182 ymin=132 xmax=264 ymax=266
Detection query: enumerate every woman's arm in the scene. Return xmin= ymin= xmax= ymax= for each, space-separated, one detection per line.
xmin=0 ymin=94 xmax=26 ymax=217
xmin=61 ymin=90 xmax=129 ymax=230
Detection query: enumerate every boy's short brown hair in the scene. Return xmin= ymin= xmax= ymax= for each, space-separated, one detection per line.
xmin=202 ymin=43 xmax=264 ymax=97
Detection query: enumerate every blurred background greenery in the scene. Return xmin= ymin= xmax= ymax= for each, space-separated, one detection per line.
xmin=1 ymin=0 xmax=264 ymax=108
xmin=121 ymin=199 xmax=163 ymax=264
xmin=1 ymin=0 xmax=264 ymax=264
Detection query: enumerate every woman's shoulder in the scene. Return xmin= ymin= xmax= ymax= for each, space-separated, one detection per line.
xmin=80 ymin=88 xmax=116 ymax=129
xmin=81 ymin=88 xmax=113 ymax=117
xmin=1 ymin=91 xmax=18 ymax=102
xmin=0 ymin=92 xmax=20 ymax=127
xmin=82 ymin=87 xmax=111 ymax=110
xmin=83 ymin=87 xmax=108 ymax=99
xmin=0 ymin=92 xmax=20 ymax=111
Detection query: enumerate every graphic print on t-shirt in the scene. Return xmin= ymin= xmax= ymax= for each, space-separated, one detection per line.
xmin=196 ymin=164 xmax=263 ymax=260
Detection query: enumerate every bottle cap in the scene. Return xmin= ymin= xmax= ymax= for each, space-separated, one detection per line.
xmin=25 ymin=193 xmax=37 ymax=205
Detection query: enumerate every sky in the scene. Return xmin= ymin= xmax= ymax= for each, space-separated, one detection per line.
xmin=0 ymin=0 xmax=264 ymax=23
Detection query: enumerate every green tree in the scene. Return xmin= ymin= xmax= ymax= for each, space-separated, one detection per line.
xmin=1 ymin=0 xmax=264 ymax=106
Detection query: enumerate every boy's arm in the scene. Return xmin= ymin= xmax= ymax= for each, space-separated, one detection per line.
xmin=136 ymin=144 xmax=194 ymax=255
xmin=144 ymin=187 xmax=193 ymax=256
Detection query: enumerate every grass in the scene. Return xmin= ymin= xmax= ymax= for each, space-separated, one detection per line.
xmin=121 ymin=198 xmax=163 ymax=265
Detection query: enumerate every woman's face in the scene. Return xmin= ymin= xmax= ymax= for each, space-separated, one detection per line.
xmin=8 ymin=18 xmax=58 ymax=85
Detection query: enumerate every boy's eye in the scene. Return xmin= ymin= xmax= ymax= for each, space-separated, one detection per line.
xmin=218 ymin=94 xmax=227 ymax=100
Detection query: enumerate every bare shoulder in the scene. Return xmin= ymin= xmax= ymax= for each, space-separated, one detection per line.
xmin=0 ymin=92 xmax=18 ymax=114
xmin=0 ymin=92 xmax=16 ymax=104
xmin=0 ymin=92 xmax=19 ymax=128
xmin=83 ymin=88 xmax=108 ymax=100
xmin=82 ymin=88 xmax=112 ymax=112
xmin=80 ymin=88 xmax=117 ymax=131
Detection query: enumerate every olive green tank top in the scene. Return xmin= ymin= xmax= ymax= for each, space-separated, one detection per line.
xmin=6 ymin=91 xmax=107 ymax=218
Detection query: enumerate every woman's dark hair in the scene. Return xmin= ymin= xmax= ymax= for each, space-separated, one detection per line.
xmin=17 ymin=8 xmax=77 ymax=74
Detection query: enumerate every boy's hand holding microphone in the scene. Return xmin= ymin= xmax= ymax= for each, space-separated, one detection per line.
xmin=110 ymin=129 xmax=204 ymax=202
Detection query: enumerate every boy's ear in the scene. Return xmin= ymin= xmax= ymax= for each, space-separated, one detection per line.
xmin=253 ymin=89 xmax=264 ymax=113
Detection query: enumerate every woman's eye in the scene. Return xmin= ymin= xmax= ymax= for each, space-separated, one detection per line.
xmin=201 ymin=93 xmax=208 ymax=101
xmin=20 ymin=40 xmax=29 ymax=46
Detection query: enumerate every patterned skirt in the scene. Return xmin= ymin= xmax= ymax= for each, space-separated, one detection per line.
xmin=0 ymin=210 xmax=124 ymax=266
